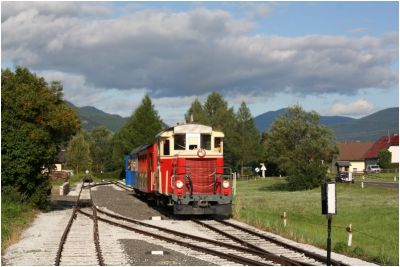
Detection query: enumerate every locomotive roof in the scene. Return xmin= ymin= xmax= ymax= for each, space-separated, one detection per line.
xmin=156 ymin=123 xmax=223 ymax=137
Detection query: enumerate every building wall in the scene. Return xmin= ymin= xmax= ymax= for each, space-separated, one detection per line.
xmin=349 ymin=161 xmax=365 ymax=172
xmin=55 ymin=163 xmax=62 ymax=171
xmin=389 ymin=146 xmax=399 ymax=163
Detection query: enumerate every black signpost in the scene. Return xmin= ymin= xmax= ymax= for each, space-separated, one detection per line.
xmin=321 ymin=179 xmax=336 ymax=266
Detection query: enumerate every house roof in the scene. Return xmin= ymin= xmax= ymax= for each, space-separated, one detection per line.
xmin=336 ymin=160 xmax=350 ymax=167
xmin=363 ymin=134 xmax=399 ymax=159
xmin=337 ymin=141 xmax=374 ymax=161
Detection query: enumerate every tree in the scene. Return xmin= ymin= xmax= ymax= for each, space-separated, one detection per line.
xmin=111 ymin=95 xmax=164 ymax=169
xmin=184 ymin=92 xmax=249 ymax=170
xmin=89 ymin=127 xmax=113 ymax=173
xmin=230 ymin=102 xmax=263 ymax=175
xmin=66 ymin=131 xmax=92 ymax=175
xmin=184 ymin=98 xmax=209 ymax=124
xmin=378 ymin=150 xmax=392 ymax=169
xmin=1 ymin=67 xmax=80 ymax=208
xmin=264 ymin=105 xmax=337 ymax=190
xmin=204 ymin=92 xmax=231 ymax=130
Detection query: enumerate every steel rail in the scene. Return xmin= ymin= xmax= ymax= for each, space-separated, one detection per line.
xmin=78 ymin=209 xmax=268 ymax=266
xmin=192 ymin=219 xmax=308 ymax=266
xmin=89 ymin=186 xmax=105 ymax=266
xmin=95 ymin=206 xmax=292 ymax=263
xmin=93 ymin=206 xmax=312 ymax=266
xmin=54 ymin=182 xmax=85 ymax=265
xmin=215 ymin=218 xmax=348 ymax=266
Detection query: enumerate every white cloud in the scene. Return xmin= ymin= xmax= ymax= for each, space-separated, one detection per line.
xmin=2 ymin=2 xmax=398 ymax=101
xmin=328 ymin=99 xmax=376 ymax=116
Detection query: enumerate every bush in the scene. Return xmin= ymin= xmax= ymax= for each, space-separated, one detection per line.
xmin=28 ymin=178 xmax=51 ymax=210
xmin=2 ymin=186 xmax=26 ymax=204
xmin=286 ymin=161 xmax=327 ymax=190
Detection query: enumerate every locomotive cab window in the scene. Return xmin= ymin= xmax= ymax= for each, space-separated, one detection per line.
xmin=174 ymin=134 xmax=186 ymax=150
xmin=163 ymin=139 xmax=170 ymax=155
xmin=214 ymin=137 xmax=223 ymax=152
xmin=201 ymin=134 xmax=211 ymax=150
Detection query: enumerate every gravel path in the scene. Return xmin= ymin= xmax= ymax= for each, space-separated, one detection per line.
xmin=2 ymin=182 xmax=377 ymax=266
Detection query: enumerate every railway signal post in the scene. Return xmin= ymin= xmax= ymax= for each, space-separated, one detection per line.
xmin=321 ymin=179 xmax=336 ymax=266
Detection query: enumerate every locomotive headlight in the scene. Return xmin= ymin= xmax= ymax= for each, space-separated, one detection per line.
xmin=176 ymin=180 xmax=184 ymax=189
xmin=222 ymin=180 xmax=230 ymax=188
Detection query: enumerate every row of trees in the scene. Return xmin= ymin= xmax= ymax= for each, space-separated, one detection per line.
xmin=184 ymin=92 xmax=262 ymax=174
xmin=65 ymin=92 xmax=338 ymax=190
xmin=65 ymin=127 xmax=113 ymax=175
xmin=65 ymin=95 xmax=164 ymax=177
xmin=2 ymin=67 xmax=338 ymax=211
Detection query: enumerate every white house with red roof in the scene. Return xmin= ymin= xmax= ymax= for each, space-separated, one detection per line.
xmin=363 ymin=134 xmax=399 ymax=166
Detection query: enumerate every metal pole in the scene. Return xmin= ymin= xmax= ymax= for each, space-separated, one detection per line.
xmin=327 ymin=214 xmax=332 ymax=266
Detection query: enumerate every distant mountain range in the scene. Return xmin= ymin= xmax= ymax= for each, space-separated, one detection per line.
xmin=67 ymin=100 xmax=398 ymax=141
xmin=255 ymin=107 xmax=399 ymax=141
xmin=66 ymin=101 xmax=128 ymax=132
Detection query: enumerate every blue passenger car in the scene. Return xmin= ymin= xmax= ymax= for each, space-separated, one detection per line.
xmin=124 ymin=154 xmax=138 ymax=187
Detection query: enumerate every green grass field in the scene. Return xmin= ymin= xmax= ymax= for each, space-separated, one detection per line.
xmin=233 ymin=178 xmax=399 ymax=265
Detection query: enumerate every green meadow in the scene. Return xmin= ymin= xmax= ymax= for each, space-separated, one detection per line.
xmin=233 ymin=177 xmax=399 ymax=265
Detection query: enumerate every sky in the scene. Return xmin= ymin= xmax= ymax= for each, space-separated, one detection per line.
xmin=1 ymin=1 xmax=399 ymax=125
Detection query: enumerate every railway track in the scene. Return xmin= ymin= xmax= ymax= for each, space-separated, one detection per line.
xmin=54 ymin=181 xmax=106 ymax=266
xmin=55 ymin=180 xmax=349 ymax=265
xmin=109 ymin=180 xmax=348 ymax=265
xmin=191 ymin=218 xmax=349 ymax=266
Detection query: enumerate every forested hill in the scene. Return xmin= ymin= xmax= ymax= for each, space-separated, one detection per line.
xmin=255 ymin=107 xmax=399 ymax=141
xmin=66 ymin=102 xmax=128 ymax=132
xmin=67 ymin=99 xmax=398 ymax=141
xmin=329 ymin=107 xmax=399 ymax=141
xmin=255 ymin=108 xmax=354 ymax=132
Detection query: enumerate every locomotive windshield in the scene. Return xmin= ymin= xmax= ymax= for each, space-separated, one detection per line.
xmin=174 ymin=134 xmax=186 ymax=150
xmin=201 ymin=134 xmax=211 ymax=150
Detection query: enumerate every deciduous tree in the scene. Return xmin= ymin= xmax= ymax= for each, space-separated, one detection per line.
xmin=378 ymin=150 xmax=392 ymax=169
xmin=264 ymin=105 xmax=337 ymax=190
xmin=1 ymin=67 xmax=80 ymax=208
xmin=89 ymin=127 xmax=112 ymax=173
xmin=66 ymin=131 xmax=92 ymax=175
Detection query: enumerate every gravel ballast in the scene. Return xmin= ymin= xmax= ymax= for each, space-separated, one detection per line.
xmin=2 ymin=182 xmax=377 ymax=266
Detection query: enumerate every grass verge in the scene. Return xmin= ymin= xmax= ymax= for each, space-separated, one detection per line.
xmin=233 ymin=177 xmax=398 ymax=265
xmin=1 ymin=197 xmax=38 ymax=254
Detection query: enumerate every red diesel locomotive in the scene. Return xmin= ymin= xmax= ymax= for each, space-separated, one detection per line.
xmin=124 ymin=123 xmax=233 ymax=215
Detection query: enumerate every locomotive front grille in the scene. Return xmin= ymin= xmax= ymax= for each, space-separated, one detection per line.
xmin=185 ymin=159 xmax=217 ymax=194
